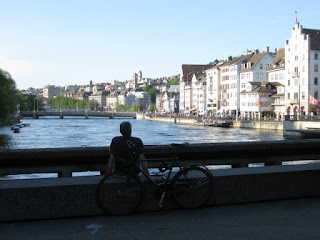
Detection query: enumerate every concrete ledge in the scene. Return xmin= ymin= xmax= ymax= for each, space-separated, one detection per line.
xmin=1 ymin=163 xmax=320 ymax=222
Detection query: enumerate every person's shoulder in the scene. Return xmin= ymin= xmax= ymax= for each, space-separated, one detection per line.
xmin=130 ymin=136 xmax=142 ymax=142
xmin=129 ymin=136 xmax=143 ymax=145
xmin=111 ymin=136 xmax=124 ymax=143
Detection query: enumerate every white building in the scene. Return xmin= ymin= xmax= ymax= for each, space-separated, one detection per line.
xmin=156 ymin=85 xmax=180 ymax=112
xmin=240 ymin=82 xmax=277 ymax=119
xmin=219 ymin=55 xmax=252 ymax=115
xmin=267 ymin=48 xmax=286 ymax=119
xmin=191 ymin=73 xmax=207 ymax=114
xmin=285 ymin=21 xmax=320 ymax=115
xmin=179 ymin=64 xmax=212 ymax=113
xmin=206 ymin=63 xmax=223 ymax=113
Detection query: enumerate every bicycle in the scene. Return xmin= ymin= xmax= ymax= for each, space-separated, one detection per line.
xmin=97 ymin=142 xmax=213 ymax=215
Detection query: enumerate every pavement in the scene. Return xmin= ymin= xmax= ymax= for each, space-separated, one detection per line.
xmin=0 ymin=197 xmax=320 ymax=240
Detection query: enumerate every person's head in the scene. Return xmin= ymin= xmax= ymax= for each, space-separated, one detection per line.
xmin=120 ymin=121 xmax=132 ymax=137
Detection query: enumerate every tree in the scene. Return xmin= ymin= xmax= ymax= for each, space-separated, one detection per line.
xmin=17 ymin=93 xmax=45 ymax=111
xmin=169 ymin=77 xmax=180 ymax=85
xmin=133 ymin=105 xmax=142 ymax=112
xmin=149 ymin=104 xmax=155 ymax=111
xmin=47 ymin=96 xmax=95 ymax=110
xmin=142 ymin=85 xmax=160 ymax=103
xmin=0 ymin=69 xmax=18 ymax=124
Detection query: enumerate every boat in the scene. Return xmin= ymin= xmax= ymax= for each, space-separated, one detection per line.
xmin=210 ymin=121 xmax=230 ymax=128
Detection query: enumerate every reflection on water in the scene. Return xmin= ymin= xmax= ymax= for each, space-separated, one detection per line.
xmin=0 ymin=117 xmax=284 ymax=149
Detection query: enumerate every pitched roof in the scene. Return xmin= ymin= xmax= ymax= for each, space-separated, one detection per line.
xmin=239 ymin=53 xmax=271 ymax=72
xmin=241 ymin=82 xmax=278 ymax=94
xmin=222 ymin=54 xmax=252 ymax=67
xmin=181 ymin=64 xmax=213 ymax=79
xmin=267 ymin=48 xmax=285 ymax=71
xmin=303 ymin=28 xmax=320 ymax=50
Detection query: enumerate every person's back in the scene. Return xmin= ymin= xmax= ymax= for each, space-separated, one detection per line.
xmin=106 ymin=122 xmax=150 ymax=176
xmin=109 ymin=135 xmax=143 ymax=173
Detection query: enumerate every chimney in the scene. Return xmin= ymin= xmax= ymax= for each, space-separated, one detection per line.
xmin=275 ymin=48 xmax=278 ymax=53
xmin=265 ymin=46 xmax=269 ymax=53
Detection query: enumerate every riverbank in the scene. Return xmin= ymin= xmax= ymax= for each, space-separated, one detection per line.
xmin=141 ymin=114 xmax=283 ymax=130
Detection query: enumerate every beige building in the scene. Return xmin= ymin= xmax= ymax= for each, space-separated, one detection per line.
xmin=43 ymin=85 xmax=61 ymax=99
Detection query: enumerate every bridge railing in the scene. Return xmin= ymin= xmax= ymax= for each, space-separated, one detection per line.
xmin=1 ymin=139 xmax=320 ymax=178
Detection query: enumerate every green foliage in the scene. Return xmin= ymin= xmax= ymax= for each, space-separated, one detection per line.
xmin=169 ymin=77 xmax=180 ymax=85
xmin=47 ymin=96 xmax=95 ymax=110
xmin=115 ymin=103 xmax=131 ymax=111
xmin=142 ymin=85 xmax=160 ymax=103
xmin=149 ymin=104 xmax=155 ymax=111
xmin=133 ymin=105 xmax=142 ymax=112
xmin=17 ymin=93 xmax=45 ymax=111
xmin=0 ymin=69 xmax=19 ymax=124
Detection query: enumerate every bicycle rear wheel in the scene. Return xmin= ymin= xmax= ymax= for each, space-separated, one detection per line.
xmin=171 ymin=165 xmax=213 ymax=209
xmin=97 ymin=173 xmax=143 ymax=215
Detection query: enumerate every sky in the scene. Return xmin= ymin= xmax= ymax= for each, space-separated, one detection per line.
xmin=1 ymin=0 xmax=320 ymax=90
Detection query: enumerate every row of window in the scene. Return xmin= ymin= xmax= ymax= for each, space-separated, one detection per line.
xmin=241 ymin=102 xmax=269 ymax=107
xmin=288 ymin=77 xmax=318 ymax=86
xmin=287 ymin=91 xmax=318 ymax=100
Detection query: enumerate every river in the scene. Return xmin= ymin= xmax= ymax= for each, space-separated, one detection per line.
xmin=0 ymin=117 xmax=284 ymax=149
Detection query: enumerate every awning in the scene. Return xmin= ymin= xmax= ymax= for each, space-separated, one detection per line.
xmin=185 ymin=108 xmax=198 ymax=113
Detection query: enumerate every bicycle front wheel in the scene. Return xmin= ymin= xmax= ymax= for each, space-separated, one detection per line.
xmin=171 ymin=165 xmax=213 ymax=209
xmin=97 ymin=173 xmax=143 ymax=215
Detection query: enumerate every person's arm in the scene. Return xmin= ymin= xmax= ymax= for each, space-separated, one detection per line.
xmin=106 ymin=154 xmax=115 ymax=175
xmin=138 ymin=154 xmax=149 ymax=176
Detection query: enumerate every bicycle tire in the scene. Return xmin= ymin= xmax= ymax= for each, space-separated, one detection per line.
xmin=171 ymin=165 xmax=213 ymax=209
xmin=97 ymin=173 xmax=143 ymax=215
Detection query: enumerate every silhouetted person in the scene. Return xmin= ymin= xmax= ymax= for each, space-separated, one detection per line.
xmin=106 ymin=122 xmax=150 ymax=176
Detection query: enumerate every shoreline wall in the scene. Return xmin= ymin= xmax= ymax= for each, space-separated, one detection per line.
xmin=140 ymin=114 xmax=284 ymax=130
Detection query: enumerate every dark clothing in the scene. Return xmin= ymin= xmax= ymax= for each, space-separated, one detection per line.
xmin=109 ymin=136 xmax=144 ymax=173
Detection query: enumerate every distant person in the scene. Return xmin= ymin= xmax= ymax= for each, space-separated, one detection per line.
xmin=106 ymin=121 xmax=150 ymax=176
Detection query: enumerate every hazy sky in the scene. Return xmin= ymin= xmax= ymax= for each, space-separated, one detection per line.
xmin=0 ymin=0 xmax=319 ymax=90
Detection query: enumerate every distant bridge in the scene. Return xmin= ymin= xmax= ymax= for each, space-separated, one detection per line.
xmin=20 ymin=111 xmax=136 ymax=119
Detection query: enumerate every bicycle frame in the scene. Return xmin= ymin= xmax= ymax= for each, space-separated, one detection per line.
xmin=134 ymin=144 xmax=188 ymax=208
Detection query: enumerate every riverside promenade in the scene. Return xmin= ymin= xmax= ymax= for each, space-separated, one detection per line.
xmin=1 ymin=196 xmax=320 ymax=240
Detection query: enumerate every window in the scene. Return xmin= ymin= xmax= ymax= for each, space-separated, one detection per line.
xmin=288 ymin=80 xmax=290 ymax=86
xmin=302 ymin=65 xmax=305 ymax=72
xmin=315 ymin=91 xmax=319 ymax=99
xmin=280 ymin=73 xmax=284 ymax=80
xmin=255 ymin=73 xmax=259 ymax=78
xmin=260 ymin=63 xmax=263 ymax=69
xmin=315 ymin=77 xmax=318 ymax=85
xmin=294 ymin=79 xmax=298 ymax=86
xmin=315 ymin=64 xmax=319 ymax=72
xmin=271 ymin=74 xmax=274 ymax=81
xmin=295 ymin=55 xmax=298 ymax=61
xmin=259 ymin=73 xmax=263 ymax=79
xmin=287 ymin=93 xmax=290 ymax=99
xmin=302 ymin=91 xmax=305 ymax=100
xmin=315 ymin=53 xmax=318 ymax=60
xmin=275 ymin=74 xmax=278 ymax=80
xmin=294 ymin=92 xmax=298 ymax=100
